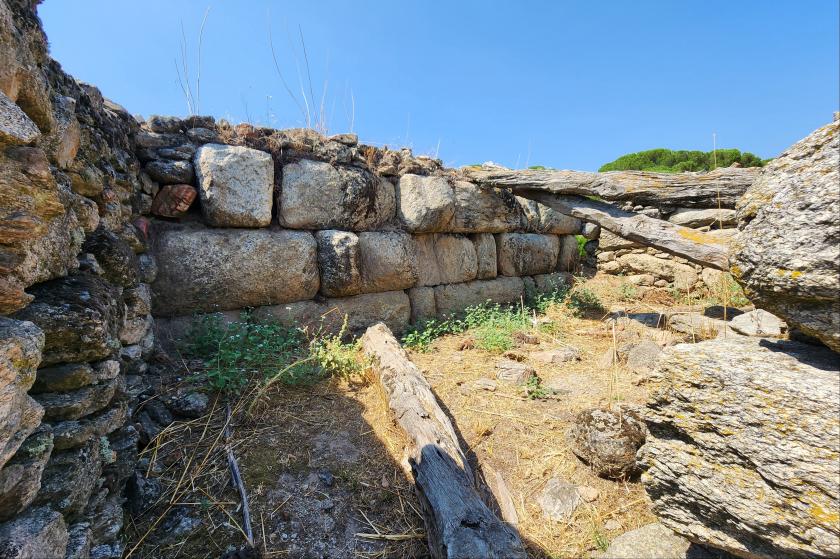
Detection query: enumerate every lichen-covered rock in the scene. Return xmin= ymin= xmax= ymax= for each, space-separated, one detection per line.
xmin=315 ymin=230 xmax=361 ymax=297
xmin=279 ymin=159 xmax=395 ymax=230
xmin=433 ymin=276 xmax=525 ymax=316
xmin=728 ymin=308 xmax=785 ymax=337
xmin=495 ymin=360 xmax=535 ymax=385
xmin=0 ymin=91 xmax=39 ymax=145
xmin=537 ymin=477 xmax=582 ymax=521
xmin=151 ymin=226 xmax=318 ymax=316
xmin=0 ymin=506 xmax=68 ymax=559
xmin=518 ymin=197 xmax=581 ymax=234
xmin=64 ymin=522 xmax=92 ymax=559
xmin=50 ymin=400 xmax=127 ymax=450
xmin=0 ymin=427 xmax=53 ymax=522
xmin=496 ymin=233 xmax=559 ymax=276
xmin=414 ymin=234 xmax=477 ymax=286
xmin=668 ymin=207 xmax=737 ymax=228
xmin=30 ymin=363 xmax=96 ymax=394
xmin=194 ymin=143 xmax=273 ymax=227
xmin=471 ymin=233 xmax=498 ymax=279
xmin=143 ymin=159 xmax=193 ymax=185
xmin=617 ymin=253 xmax=698 ymax=291
xmin=33 ymin=377 xmax=118 ymax=422
xmin=639 ymin=337 xmax=840 ymax=559
xmin=396 ymin=174 xmax=455 ymax=232
xmin=567 ymin=408 xmax=646 ymax=479
xmin=731 ymin=120 xmax=840 ymax=352
xmin=34 ymin=437 xmax=102 ymax=516
xmin=600 ymin=523 xmax=717 ymax=559
xmin=12 ymin=274 xmax=123 ymax=366
xmin=449 ymin=181 xmax=525 ymax=233
xmin=357 ymin=232 xmax=418 ymax=293
xmin=408 ymin=287 xmax=436 ymax=324
xmin=81 ymin=226 xmax=138 ymax=287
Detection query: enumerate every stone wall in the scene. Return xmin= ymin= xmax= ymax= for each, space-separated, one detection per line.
xmin=0 ymin=1 xmax=153 ymax=556
xmin=145 ymin=125 xmax=587 ymax=342
xmin=593 ymin=193 xmax=739 ymax=292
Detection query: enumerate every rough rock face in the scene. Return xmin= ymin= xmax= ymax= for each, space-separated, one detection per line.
xmin=0 ymin=506 xmax=68 ymax=559
xmin=639 ymin=337 xmax=840 ymax=559
xmin=600 ymin=523 xmax=717 ymax=559
xmin=471 ymin=233 xmax=498 ymax=279
xmin=433 ymin=276 xmax=525 ymax=316
xmin=357 ymin=232 xmax=418 ymax=293
xmin=517 ymin=197 xmax=581 ymax=234
xmin=81 ymin=226 xmax=138 ymax=288
xmin=396 ymin=174 xmax=455 ymax=232
xmin=315 ymin=230 xmax=362 ymax=297
xmin=151 ymin=226 xmax=319 ymax=315
xmin=194 ymin=143 xmax=273 ymax=227
xmin=279 ymin=159 xmax=395 ymax=230
xmin=0 ymin=427 xmax=53 ymax=522
xmin=415 ymin=234 xmax=478 ymax=286
xmin=495 ymin=233 xmax=559 ymax=276
xmin=567 ymin=408 xmax=646 ymax=479
xmin=731 ymin=120 xmax=840 ymax=352
xmin=450 ymin=181 xmax=525 ymax=233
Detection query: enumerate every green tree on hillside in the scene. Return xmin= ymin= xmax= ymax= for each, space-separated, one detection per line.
xmin=599 ymin=148 xmax=766 ymax=173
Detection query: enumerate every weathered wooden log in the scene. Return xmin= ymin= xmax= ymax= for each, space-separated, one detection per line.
xmin=360 ymin=323 xmax=526 ymax=559
xmin=518 ymin=191 xmax=729 ymax=270
xmin=465 ymin=166 xmax=758 ymax=208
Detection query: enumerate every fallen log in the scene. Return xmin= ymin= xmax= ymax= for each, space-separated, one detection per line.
xmin=360 ymin=323 xmax=526 ymax=559
xmin=518 ymin=191 xmax=729 ymax=270
xmin=465 ymin=166 xmax=758 ymax=208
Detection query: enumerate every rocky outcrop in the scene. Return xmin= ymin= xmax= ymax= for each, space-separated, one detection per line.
xmin=731 ymin=120 xmax=840 ymax=352
xmin=151 ymin=226 xmax=319 ymax=315
xmin=639 ymin=337 xmax=840 ymax=559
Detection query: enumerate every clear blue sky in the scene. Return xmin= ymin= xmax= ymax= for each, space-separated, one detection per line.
xmin=40 ymin=1 xmax=838 ymax=171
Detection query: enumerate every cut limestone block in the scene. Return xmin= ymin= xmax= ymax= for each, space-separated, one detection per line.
xmin=396 ymin=174 xmax=455 ymax=232
xmin=496 ymin=233 xmax=559 ymax=276
xmin=415 ymin=234 xmax=478 ymax=287
xmin=358 ymin=232 xmax=418 ymax=293
xmin=434 ymin=277 xmax=525 ymax=316
xmin=315 ymin=230 xmax=361 ymax=297
xmin=639 ymin=337 xmax=840 ymax=559
xmin=151 ymin=226 xmax=318 ymax=316
xmin=471 ymin=233 xmax=498 ymax=279
xmin=279 ymin=159 xmax=395 ymax=230
xmin=194 ymin=143 xmax=273 ymax=227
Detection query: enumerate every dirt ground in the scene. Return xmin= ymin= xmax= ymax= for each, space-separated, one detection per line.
xmin=125 ymin=273 xmax=737 ymax=559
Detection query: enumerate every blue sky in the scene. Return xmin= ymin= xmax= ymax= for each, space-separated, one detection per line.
xmin=40 ymin=1 xmax=838 ymax=171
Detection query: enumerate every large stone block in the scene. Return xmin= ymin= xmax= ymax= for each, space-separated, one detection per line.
xmin=557 ymin=234 xmax=580 ymax=272
xmin=151 ymin=226 xmax=319 ymax=316
xmin=358 ymin=232 xmax=418 ymax=293
xmin=518 ymin=197 xmax=582 ymax=234
xmin=279 ymin=159 xmax=395 ymax=230
xmin=471 ymin=233 xmax=498 ymax=280
xmin=315 ymin=230 xmax=361 ymax=297
xmin=396 ymin=174 xmax=455 ymax=232
xmin=495 ymin=233 xmax=559 ymax=276
xmin=731 ymin=120 xmax=840 ymax=352
xmin=449 ymin=181 xmax=525 ymax=233
xmin=640 ymin=337 xmax=840 ymax=559
xmin=81 ymin=226 xmax=138 ymax=288
xmin=414 ymin=234 xmax=477 ymax=286
xmin=194 ymin=143 xmax=274 ymax=227
xmin=433 ymin=276 xmax=525 ymax=316
xmin=597 ymin=230 xmax=640 ymax=251
xmin=12 ymin=274 xmax=123 ymax=366
xmin=408 ymin=287 xmax=436 ymax=324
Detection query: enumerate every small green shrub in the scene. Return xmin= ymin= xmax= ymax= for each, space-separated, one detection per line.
xmin=531 ymin=281 xmax=571 ymax=314
xmin=463 ymin=303 xmax=531 ymax=353
xmin=402 ymin=317 xmax=465 ymax=351
xmin=523 ymin=375 xmax=551 ymax=400
xmin=575 ymin=235 xmax=588 ymax=258
xmin=618 ymin=282 xmax=638 ymax=301
xmin=308 ymin=317 xmax=365 ymax=380
xmin=566 ymin=287 xmax=605 ymax=317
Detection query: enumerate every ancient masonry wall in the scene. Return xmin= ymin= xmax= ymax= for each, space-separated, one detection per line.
xmin=594 ymin=194 xmax=739 ymax=293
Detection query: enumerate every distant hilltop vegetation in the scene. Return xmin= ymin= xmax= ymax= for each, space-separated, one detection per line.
xmin=599 ymin=148 xmax=767 ymax=173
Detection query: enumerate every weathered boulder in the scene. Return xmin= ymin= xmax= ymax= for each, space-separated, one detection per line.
xmin=150 ymin=184 xmax=196 ymax=218
xmin=731 ymin=120 xmax=840 ymax=352
xmin=30 ymin=363 xmax=96 ymax=394
xmin=194 ymin=143 xmax=273 ymax=227
xmin=668 ymin=207 xmax=737 ymax=228
xmin=532 ymin=271 xmax=573 ymax=294
xmin=496 ymin=233 xmax=560 ymax=276
xmin=471 ymin=233 xmax=498 ymax=279
xmin=81 ymin=226 xmax=138 ymax=287
xmin=12 ymin=274 xmax=123 ymax=365
xmin=449 ymin=181 xmax=525 ymax=233
xmin=279 ymin=159 xmax=395 ymax=230
xmin=0 ymin=91 xmax=39 ymax=145
xmin=729 ymin=309 xmax=785 ymax=337
xmin=151 ymin=226 xmax=319 ymax=316
xmin=415 ymin=234 xmax=478 ymax=286
xmin=358 ymin=232 xmax=418 ymax=293
xmin=639 ymin=337 xmax=840 ymax=559
xmin=396 ymin=174 xmax=455 ymax=232
xmin=0 ymin=427 xmax=53 ymax=522
xmin=433 ymin=276 xmax=525 ymax=316
xmin=315 ymin=230 xmax=362 ymax=297
xmin=665 ymin=312 xmax=730 ymax=340
xmin=144 ymin=159 xmax=193 ymax=185
xmin=495 ymin=360 xmax=535 ymax=385
xmin=408 ymin=287 xmax=436 ymax=324
xmin=166 ymin=392 xmax=209 ymax=419
xmin=64 ymin=522 xmax=92 ymax=559
xmin=0 ymin=506 xmax=68 ymax=559
xmin=537 ymin=477 xmax=582 ymax=521
xmin=567 ymin=408 xmax=646 ymax=479
xmin=600 ymin=523 xmax=717 ymax=559
xmin=557 ymin=234 xmax=580 ymax=272
xmin=617 ymin=253 xmax=698 ymax=291
xmin=517 ymin=197 xmax=582 ymax=234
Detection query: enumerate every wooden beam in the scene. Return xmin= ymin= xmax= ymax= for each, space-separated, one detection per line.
xmin=360 ymin=323 xmax=527 ymax=559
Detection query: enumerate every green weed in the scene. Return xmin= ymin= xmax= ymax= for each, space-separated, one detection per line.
xmin=566 ymin=287 xmax=605 ymax=317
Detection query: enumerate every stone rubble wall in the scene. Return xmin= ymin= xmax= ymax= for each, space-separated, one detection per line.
xmin=593 ymin=194 xmax=740 ymax=292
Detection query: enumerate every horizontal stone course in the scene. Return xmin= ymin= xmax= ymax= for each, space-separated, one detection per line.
xmin=433 ymin=276 xmax=525 ymax=316
xmin=415 ymin=234 xmax=477 ymax=287
xmin=496 ymin=233 xmax=560 ymax=276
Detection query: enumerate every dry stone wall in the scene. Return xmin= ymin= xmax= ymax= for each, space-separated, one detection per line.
xmin=147 ymin=127 xmax=586 ymax=342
